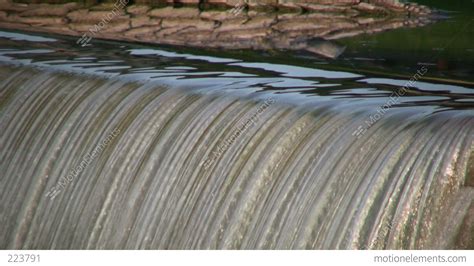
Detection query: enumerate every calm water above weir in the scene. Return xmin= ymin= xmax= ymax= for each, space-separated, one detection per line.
xmin=0 ymin=0 xmax=473 ymax=109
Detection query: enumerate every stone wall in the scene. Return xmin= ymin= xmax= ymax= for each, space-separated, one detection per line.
xmin=6 ymin=0 xmax=427 ymax=12
xmin=0 ymin=0 xmax=434 ymax=58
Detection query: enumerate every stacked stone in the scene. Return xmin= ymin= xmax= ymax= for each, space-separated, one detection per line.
xmin=0 ymin=1 xmax=434 ymax=58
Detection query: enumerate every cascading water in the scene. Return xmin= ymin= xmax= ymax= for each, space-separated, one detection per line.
xmin=0 ymin=61 xmax=472 ymax=249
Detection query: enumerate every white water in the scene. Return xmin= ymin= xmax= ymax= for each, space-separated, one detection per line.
xmin=0 ymin=64 xmax=472 ymax=249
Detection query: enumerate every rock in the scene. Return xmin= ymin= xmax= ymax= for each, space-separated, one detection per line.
xmin=247 ymin=0 xmax=278 ymax=7
xmin=67 ymin=9 xmax=128 ymax=23
xmin=156 ymin=27 xmax=190 ymax=38
xmin=161 ymin=18 xmax=194 ymax=28
xmin=305 ymin=39 xmax=346 ymax=59
xmin=371 ymin=0 xmax=405 ymax=9
xmin=148 ymin=7 xmax=199 ymax=19
xmin=240 ymin=15 xmax=276 ymax=29
xmin=324 ymin=29 xmax=365 ymax=40
xmin=174 ymin=29 xmax=214 ymax=43
xmin=273 ymin=19 xmax=328 ymax=32
xmin=357 ymin=17 xmax=375 ymax=25
xmin=277 ymin=12 xmax=303 ymax=20
xmin=41 ymin=25 xmax=78 ymax=36
xmin=69 ymin=23 xmax=96 ymax=32
xmin=218 ymin=28 xmax=270 ymax=40
xmin=213 ymin=17 xmax=249 ymax=32
xmin=19 ymin=3 xmax=78 ymax=17
xmin=130 ymin=16 xmax=160 ymax=28
xmin=66 ymin=9 xmax=88 ymax=22
xmin=7 ymin=14 xmax=67 ymax=25
xmin=297 ymin=3 xmax=349 ymax=13
xmin=124 ymin=25 xmax=160 ymax=37
xmin=357 ymin=2 xmax=376 ymax=11
xmin=0 ymin=2 xmax=28 ymax=12
xmin=200 ymin=10 xmax=242 ymax=21
xmin=277 ymin=2 xmax=303 ymax=13
xmin=162 ymin=18 xmax=217 ymax=31
xmin=90 ymin=3 xmax=126 ymax=11
xmin=88 ymin=10 xmax=127 ymax=18
xmin=101 ymin=20 xmax=130 ymax=33
xmin=126 ymin=5 xmax=151 ymax=15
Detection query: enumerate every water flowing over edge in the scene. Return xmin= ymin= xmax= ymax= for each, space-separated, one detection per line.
xmin=0 ymin=63 xmax=473 ymax=249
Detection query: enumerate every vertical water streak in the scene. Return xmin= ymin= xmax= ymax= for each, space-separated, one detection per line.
xmin=0 ymin=65 xmax=472 ymax=249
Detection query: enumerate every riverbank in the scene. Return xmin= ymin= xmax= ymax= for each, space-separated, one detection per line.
xmin=0 ymin=0 xmax=436 ymax=58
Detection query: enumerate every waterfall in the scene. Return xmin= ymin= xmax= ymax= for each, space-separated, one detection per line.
xmin=0 ymin=64 xmax=472 ymax=249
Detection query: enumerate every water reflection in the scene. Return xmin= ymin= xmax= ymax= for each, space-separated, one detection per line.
xmin=0 ymin=30 xmax=472 ymax=111
xmin=0 ymin=1 xmax=441 ymax=59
